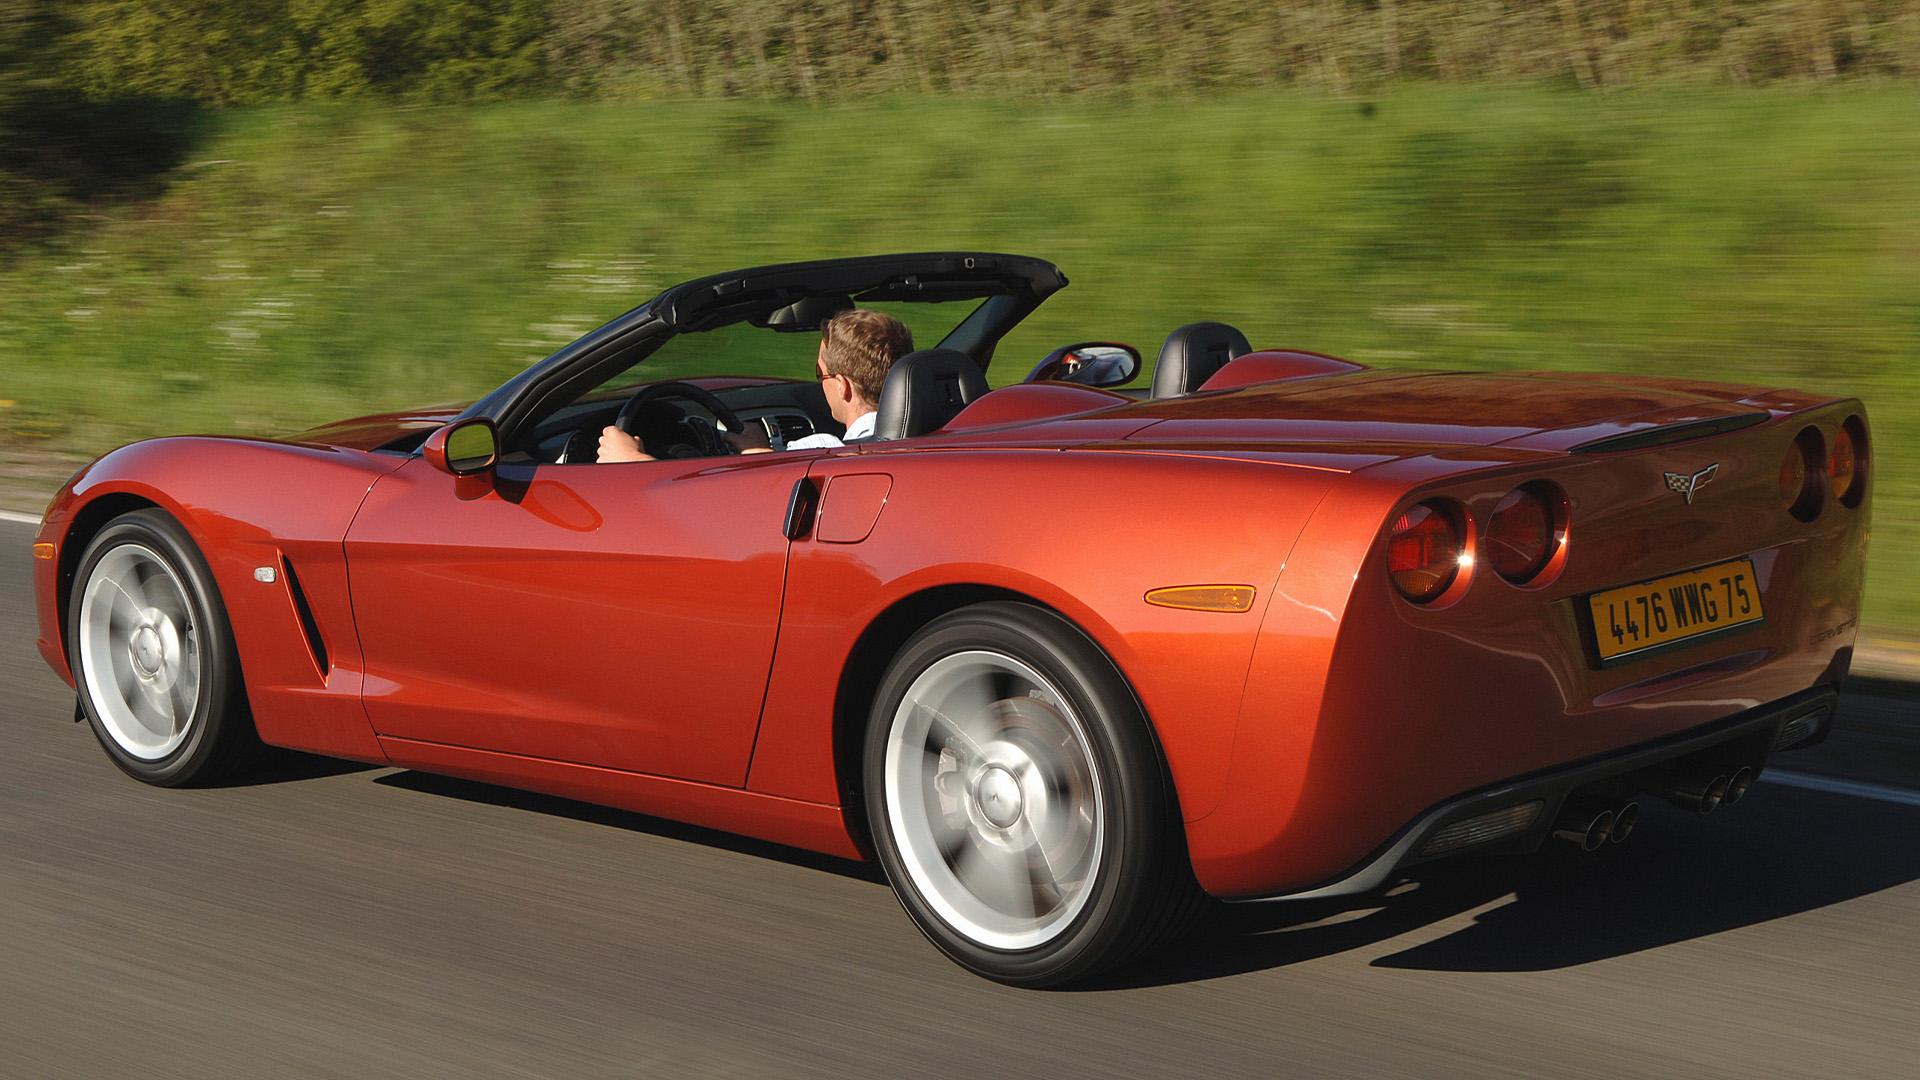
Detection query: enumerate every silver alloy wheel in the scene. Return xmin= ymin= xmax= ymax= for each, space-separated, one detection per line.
xmin=77 ymin=543 xmax=202 ymax=761
xmin=883 ymin=649 xmax=1104 ymax=951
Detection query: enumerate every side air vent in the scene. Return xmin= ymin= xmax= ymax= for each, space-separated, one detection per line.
xmin=1570 ymin=412 xmax=1769 ymax=454
xmin=280 ymin=556 xmax=331 ymax=679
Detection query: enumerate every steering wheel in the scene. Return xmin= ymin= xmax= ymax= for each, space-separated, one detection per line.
xmin=613 ymin=381 xmax=746 ymax=459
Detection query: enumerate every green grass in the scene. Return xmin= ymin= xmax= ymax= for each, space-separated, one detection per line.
xmin=1 ymin=89 xmax=1916 ymax=626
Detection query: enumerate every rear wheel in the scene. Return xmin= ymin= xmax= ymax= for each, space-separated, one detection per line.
xmin=864 ymin=602 xmax=1202 ymax=986
xmin=68 ymin=509 xmax=261 ymax=786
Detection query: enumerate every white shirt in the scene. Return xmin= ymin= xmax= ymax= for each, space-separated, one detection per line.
xmin=786 ymin=409 xmax=875 ymax=451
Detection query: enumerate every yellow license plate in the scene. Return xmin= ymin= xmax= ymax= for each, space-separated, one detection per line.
xmin=1588 ymin=558 xmax=1763 ymax=662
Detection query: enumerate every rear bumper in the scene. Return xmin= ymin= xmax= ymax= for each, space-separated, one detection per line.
xmin=1230 ymin=683 xmax=1839 ymax=902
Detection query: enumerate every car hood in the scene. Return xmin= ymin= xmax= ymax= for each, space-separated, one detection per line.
xmin=291 ymin=403 xmax=469 ymax=451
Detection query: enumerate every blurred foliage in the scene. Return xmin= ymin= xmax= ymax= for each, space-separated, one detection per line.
xmin=1 ymin=1 xmax=201 ymax=241
xmin=546 ymin=0 xmax=1920 ymax=97
xmin=0 ymin=90 xmax=1913 ymax=623
xmin=0 ymin=0 xmax=70 ymax=235
xmin=17 ymin=1 xmax=1920 ymax=106
xmin=0 ymin=5 xmax=1916 ymax=631
xmin=62 ymin=0 xmax=546 ymax=104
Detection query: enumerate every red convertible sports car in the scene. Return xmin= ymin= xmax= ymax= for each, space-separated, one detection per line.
xmin=29 ymin=253 xmax=1869 ymax=985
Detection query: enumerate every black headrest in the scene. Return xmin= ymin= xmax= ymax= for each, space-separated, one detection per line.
xmin=872 ymin=348 xmax=989 ymax=441
xmin=1151 ymin=321 xmax=1251 ymax=398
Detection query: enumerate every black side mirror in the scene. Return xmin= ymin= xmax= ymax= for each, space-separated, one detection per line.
xmin=1023 ymin=342 xmax=1142 ymax=388
xmin=424 ymin=418 xmax=499 ymax=477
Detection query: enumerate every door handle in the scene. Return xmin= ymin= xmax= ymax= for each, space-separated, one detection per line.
xmin=783 ymin=477 xmax=820 ymax=540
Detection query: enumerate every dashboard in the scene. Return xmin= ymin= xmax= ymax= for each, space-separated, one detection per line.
xmin=514 ymin=379 xmax=842 ymax=464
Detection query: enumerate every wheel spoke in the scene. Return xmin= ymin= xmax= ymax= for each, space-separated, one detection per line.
xmin=933 ymin=822 xmax=969 ymax=866
xmin=128 ymin=668 xmax=171 ymax=737
xmin=104 ymin=570 xmax=154 ymax=616
xmin=176 ymin=650 xmax=200 ymax=726
xmin=935 ymin=667 xmax=1016 ymax=725
xmin=919 ymin=701 xmax=992 ymax=761
xmin=165 ymin=676 xmax=192 ymax=735
xmin=106 ymin=593 xmax=141 ymax=631
xmin=148 ymin=568 xmax=194 ymax=627
xmin=986 ymin=668 xmax=1020 ymax=709
xmin=952 ymin=837 xmax=1036 ymax=920
xmin=1020 ymin=819 xmax=1066 ymax=902
xmin=111 ymin=657 xmax=142 ymax=709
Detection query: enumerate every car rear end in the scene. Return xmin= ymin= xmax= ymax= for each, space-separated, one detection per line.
xmin=1188 ymin=397 xmax=1870 ymax=899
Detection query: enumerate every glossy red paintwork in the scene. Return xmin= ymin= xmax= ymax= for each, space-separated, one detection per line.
xmin=745 ymin=449 xmax=1336 ymax=825
xmin=35 ymin=437 xmax=405 ymax=763
xmin=940 ymin=382 xmax=1136 ymax=432
xmin=30 ymin=368 xmax=1869 ymax=898
xmin=1198 ymin=349 xmax=1368 ymax=392
xmin=345 ymin=451 xmax=813 ymax=785
xmin=1192 ymin=410 xmax=1868 ymax=895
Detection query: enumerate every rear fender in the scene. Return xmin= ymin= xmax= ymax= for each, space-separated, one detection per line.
xmin=746 ymin=449 xmax=1337 ymax=826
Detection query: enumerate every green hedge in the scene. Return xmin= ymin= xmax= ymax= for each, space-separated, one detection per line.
xmin=38 ymin=1 xmax=1920 ymax=107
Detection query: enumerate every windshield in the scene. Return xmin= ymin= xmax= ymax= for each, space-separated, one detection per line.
xmin=613 ymin=298 xmax=981 ymax=385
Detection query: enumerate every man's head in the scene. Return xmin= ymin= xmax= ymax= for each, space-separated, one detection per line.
xmin=817 ymin=308 xmax=913 ymax=426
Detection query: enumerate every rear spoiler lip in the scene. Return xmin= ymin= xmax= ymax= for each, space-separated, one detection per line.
xmin=1566 ymin=411 xmax=1771 ymax=454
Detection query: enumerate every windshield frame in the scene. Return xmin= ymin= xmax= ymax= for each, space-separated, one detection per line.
xmin=455 ymin=252 xmax=1066 ymax=448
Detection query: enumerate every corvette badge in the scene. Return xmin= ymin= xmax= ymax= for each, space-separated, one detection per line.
xmin=1663 ymin=464 xmax=1719 ymax=505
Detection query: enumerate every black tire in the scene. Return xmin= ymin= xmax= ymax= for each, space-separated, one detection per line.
xmin=863 ymin=601 xmax=1204 ymax=986
xmin=67 ymin=508 xmax=262 ymax=786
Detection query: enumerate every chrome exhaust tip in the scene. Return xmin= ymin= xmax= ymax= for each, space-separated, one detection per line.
xmin=1553 ymin=807 xmax=1615 ymax=852
xmin=1610 ymin=801 xmax=1640 ymax=844
xmin=1668 ymin=773 xmax=1730 ymax=814
xmin=1723 ymin=766 xmax=1754 ymax=806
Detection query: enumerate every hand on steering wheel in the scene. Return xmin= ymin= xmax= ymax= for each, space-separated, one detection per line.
xmin=612 ymin=381 xmax=747 ymax=459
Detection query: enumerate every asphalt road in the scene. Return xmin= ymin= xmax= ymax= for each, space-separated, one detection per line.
xmin=4 ymin=517 xmax=1919 ymax=1079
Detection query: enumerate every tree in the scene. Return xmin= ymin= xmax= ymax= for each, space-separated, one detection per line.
xmin=63 ymin=0 xmax=549 ymax=105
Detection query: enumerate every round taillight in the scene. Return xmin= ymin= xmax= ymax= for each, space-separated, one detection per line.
xmin=1778 ymin=446 xmax=1805 ymax=507
xmin=1388 ymin=501 xmax=1463 ymax=603
xmin=1487 ymin=485 xmax=1557 ymax=583
xmin=1830 ymin=424 xmax=1858 ymax=503
xmin=1783 ymin=428 xmax=1823 ymax=521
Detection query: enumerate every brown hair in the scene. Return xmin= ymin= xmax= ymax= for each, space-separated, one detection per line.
xmin=820 ymin=309 xmax=913 ymax=404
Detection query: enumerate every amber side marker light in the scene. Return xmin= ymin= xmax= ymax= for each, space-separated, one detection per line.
xmin=32 ymin=543 xmax=54 ymax=560
xmin=1144 ymin=585 xmax=1257 ymax=613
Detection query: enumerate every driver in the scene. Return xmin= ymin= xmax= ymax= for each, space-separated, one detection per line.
xmin=597 ymin=308 xmax=914 ymax=462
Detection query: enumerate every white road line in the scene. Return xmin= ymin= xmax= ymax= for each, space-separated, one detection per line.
xmin=0 ymin=510 xmax=42 ymax=527
xmin=1763 ymin=769 xmax=1920 ymax=808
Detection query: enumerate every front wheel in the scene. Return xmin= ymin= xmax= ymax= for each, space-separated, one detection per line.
xmin=864 ymin=602 xmax=1202 ymax=986
xmin=68 ymin=508 xmax=261 ymax=786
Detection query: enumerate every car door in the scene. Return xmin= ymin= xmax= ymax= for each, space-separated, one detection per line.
xmin=343 ymin=450 xmax=814 ymax=786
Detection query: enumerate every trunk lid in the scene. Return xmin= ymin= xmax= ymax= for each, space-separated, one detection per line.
xmin=1117 ymin=370 xmax=1782 ymax=454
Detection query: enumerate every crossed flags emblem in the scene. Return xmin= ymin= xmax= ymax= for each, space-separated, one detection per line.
xmin=1662 ymin=464 xmax=1719 ymax=505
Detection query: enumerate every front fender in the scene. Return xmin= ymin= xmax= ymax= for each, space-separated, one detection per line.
xmin=36 ymin=437 xmax=407 ymax=762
